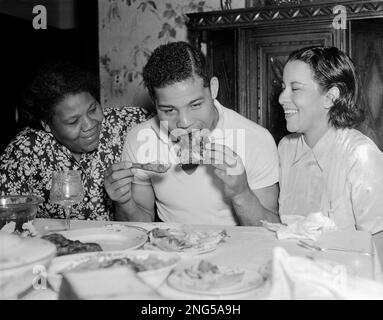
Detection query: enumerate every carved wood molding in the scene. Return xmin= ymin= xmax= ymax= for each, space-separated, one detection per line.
xmin=187 ymin=1 xmax=383 ymax=30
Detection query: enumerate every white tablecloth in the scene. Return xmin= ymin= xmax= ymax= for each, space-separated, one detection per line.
xmin=19 ymin=218 xmax=383 ymax=300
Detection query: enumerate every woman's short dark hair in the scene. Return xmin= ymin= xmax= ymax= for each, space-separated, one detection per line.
xmin=286 ymin=46 xmax=364 ymax=129
xmin=21 ymin=61 xmax=99 ymax=129
xmin=142 ymin=41 xmax=211 ymax=100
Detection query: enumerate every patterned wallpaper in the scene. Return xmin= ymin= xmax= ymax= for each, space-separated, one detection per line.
xmin=98 ymin=0 xmax=245 ymax=109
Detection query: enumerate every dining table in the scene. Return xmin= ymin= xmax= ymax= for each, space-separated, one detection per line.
xmin=18 ymin=218 xmax=383 ymax=300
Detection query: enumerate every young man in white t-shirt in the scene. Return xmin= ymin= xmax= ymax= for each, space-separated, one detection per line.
xmin=104 ymin=41 xmax=281 ymax=226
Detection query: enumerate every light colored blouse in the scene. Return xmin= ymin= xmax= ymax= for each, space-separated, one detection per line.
xmin=278 ymin=127 xmax=383 ymax=234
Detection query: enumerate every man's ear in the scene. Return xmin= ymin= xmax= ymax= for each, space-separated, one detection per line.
xmin=40 ymin=121 xmax=51 ymax=133
xmin=324 ymin=87 xmax=340 ymax=109
xmin=210 ymin=77 xmax=219 ymax=100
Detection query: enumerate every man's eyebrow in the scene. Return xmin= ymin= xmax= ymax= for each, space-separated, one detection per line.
xmin=189 ymin=97 xmax=204 ymax=104
xmin=157 ymin=97 xmax=204 ymax=109
xmin=157 ymin=104 xmax=175 ymax=109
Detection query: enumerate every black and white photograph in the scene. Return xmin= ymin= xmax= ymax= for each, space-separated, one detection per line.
xmin=1 ymin=0 xmax=383 ymax=305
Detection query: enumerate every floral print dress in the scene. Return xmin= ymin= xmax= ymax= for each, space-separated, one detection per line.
xmin=0 ymin=107 xmax=152 ymax=221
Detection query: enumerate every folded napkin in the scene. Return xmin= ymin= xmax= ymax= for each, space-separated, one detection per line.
xmin=267 ymin=247 xmax=383 ymax=300
xmin=58 ymin=266 xmax=162 ymax=300
xmin=262 ymin=212 xmax=338 ymax=241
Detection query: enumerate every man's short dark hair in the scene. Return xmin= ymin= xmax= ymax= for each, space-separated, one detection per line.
xmin=143 ymin=41 xmax=211 ymax=100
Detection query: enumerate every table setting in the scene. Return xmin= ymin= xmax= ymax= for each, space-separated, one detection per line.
xmin=2 ymin=212 xmax=383 ymax=300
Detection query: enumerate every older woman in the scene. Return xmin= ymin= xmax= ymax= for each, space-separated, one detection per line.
xmin=277 ymin=46 xmax=383 ymax=257
xmin=0 ymin=61 xmax=152 ymax=220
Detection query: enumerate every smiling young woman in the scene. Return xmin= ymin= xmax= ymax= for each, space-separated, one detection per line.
xmin=277 ymin=46 xmax=383 ymax=253
xmin=279 ymin=59 xmax=334 ymax=147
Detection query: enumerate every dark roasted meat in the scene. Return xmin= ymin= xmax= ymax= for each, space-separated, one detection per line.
xmin=42 ymin=233 xmax=102 ymax=256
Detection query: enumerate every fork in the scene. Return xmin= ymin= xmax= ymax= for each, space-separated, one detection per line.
xmin=130 ymin=162 xmax=171 ymax=173
xmin=298 ymin=240 xmax=371 ymax=256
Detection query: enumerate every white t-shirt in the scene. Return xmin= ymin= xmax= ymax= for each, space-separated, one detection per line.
xmin=123 ymin=100 xmax=279 ymax=225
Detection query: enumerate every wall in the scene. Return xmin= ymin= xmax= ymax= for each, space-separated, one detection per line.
xmin=98 ymin=0 xmax=245 ymax=109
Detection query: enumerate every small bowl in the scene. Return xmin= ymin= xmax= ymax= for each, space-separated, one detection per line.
xmin=0 ymin=195 xmax=44 ymax=233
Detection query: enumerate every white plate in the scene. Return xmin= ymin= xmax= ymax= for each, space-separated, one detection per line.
xmin=0 ymin=232 xmax=56 ymax=299
xmin=147 ymin=227 xmax=227 ymax=255
xmin=167 ymin=263 xmax=264 ymax=296
xmin=47 ymin=249 xmax=181 ymax=292
xmin=58 ymin=225 xmax=148 ymax=251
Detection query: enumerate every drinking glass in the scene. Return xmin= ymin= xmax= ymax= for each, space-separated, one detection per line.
xmin=49 ymin=170 xmax=84 ymax=230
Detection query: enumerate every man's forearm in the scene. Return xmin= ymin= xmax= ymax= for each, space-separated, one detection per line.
xmin=232 ymin=189 xmax=280 ymax=226
xmin=114 ymin=200 xmax=154 ymax=222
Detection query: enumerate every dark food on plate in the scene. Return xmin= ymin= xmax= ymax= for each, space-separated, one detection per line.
xmin=41 ymin=233 xmax=102 ymax=256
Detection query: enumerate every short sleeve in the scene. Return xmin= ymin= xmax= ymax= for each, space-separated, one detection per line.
xmin=349 ymin=143 xmax=383 ymax=234
xmin=246 ymin=129 xmax=279 ymax=190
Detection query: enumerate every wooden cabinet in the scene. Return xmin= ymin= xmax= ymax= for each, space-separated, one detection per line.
xmin=187 ymin=1 xmax=383 ymax=147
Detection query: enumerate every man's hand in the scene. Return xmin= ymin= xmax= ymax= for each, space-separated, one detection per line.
xmin=205 ymin=143 xmax=280 ymax=226
xmin=104 ymin=161 xmax=135 ymax=206
xmin=205 ymin=143 xmax=250 ymax=200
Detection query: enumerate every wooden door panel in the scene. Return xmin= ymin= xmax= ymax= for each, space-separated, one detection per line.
xmin=206 ymin=30 xmax=236 ymax=112
xmin=239 ymin=24 xmax=338 ymax=143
